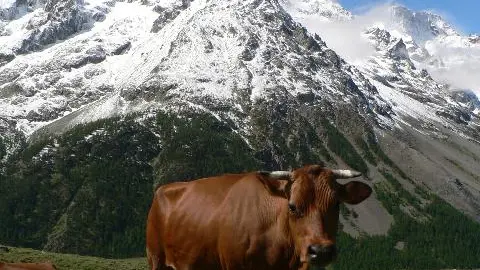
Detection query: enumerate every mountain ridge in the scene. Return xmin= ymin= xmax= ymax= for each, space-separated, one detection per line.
xmin=1 ymin=0 xmax=480 ymax=267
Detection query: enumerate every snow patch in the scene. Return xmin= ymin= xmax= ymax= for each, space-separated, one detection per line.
xmin=0 ymin=0 xmax=15 ymax=9
xmin=372 ymin=80 xmax=442 ymax=124
xmin=0 ymin=1 xmax=159 ymax=135
xmin=110 ymin=0 xmax=209 ymax=90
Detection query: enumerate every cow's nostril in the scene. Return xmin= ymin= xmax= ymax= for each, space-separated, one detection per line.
xmin=307 ymin=244 xmax=336 ymax=261
xmin=307 ymin=244 xmax=322 ymax=256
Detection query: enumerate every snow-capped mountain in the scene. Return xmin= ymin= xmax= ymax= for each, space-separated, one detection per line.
xmin=1 ymin=0 xmax=480 ymax=247
xmin=0 ymin=0 xmax=392 ymax=145
xmin=371 ymin=6 xmax=480 ymax=142
xmin=370 ymin=5 xmax=480 ymax=94
xmin=0 ymin=0 xmax=160 ymax=135
xmin=284 ymin=1 xmax=480 ymax=136
xmin=282 ymin=0 xmax=480 ymax=221
xmin=387 ymin=5 xmax=459 ymax=45
xmin=280 ymin=0 xmax=352 ymax=22
xmin=373 ymin=5 xmax=480 ymax=97
xmin=363 ymin=26 xmax=479 ymax=136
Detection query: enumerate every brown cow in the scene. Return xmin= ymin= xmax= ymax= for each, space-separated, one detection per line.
xmin=146 ymin=164 xmax=372 ymax=270
xmin=0 ymin=262 xmax=57 ymax=270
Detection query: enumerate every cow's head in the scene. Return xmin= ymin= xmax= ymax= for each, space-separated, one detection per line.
xmin=260 ymin=164 xmax=372 ymax=268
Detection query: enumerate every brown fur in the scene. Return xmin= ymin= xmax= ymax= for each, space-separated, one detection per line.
xmin=146 ymin=165 xmax=372 ymax=270
xmin=0 ymin=262 xmax=57 ymax=270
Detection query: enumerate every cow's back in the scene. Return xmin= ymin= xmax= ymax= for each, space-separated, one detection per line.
xmin=146 ymin=173 xmax=247 ymax=269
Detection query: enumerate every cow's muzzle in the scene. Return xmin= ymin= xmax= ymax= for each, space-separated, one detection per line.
xmin=307 ymin=244 xmax=337 ymax=266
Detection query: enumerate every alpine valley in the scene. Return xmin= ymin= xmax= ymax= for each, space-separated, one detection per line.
xmin=1 ymin=0 xmax=479 ymax=269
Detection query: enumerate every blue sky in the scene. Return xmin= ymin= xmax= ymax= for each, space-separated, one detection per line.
xmin=338 ymin=0 xmax=480 ymax=34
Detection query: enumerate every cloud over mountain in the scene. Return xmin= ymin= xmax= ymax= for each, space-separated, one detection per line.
xmin=285 ymin=0 xmax=480 ymax=96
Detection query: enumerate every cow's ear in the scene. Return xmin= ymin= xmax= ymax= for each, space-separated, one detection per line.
xmin=338 ymin=181 xmax=372 ymax=205
xmin=258 ymin=172 xmax=292 ymax=198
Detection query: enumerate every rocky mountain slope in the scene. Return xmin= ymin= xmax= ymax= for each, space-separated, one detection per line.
xmin=1 ymin=0 xmax=480 ymax=268
xmin=284 ymin=0 xmax=480 ymax=219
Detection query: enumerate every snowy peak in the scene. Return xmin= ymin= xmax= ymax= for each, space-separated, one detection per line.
xmin=0 ymin=0 xmax=477 ymax=141
xmin=348 ymin=10 xmax=480 ymax=140
xmin=369 ymin=5 xmax=480 ymax=96
xmin=366 ymin=27 xmax=410 ymax=61
xmin=280 ymin=0 xmax=352 ymax=22
xmin=72 ymin=0 xmax=389 ymax=127
xmin=388 ymin=5 xmax=459 ymax=45
xmin=469 ymin=35 xmax=480 ymax=44
xmin=1 ymin=0 xmax=392 ymax=139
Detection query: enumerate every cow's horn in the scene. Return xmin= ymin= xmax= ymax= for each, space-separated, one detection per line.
xmin=262 ymin=171 xmax=292 ymax=179
xmin=331 ymin=169 xmax=362 ymax=179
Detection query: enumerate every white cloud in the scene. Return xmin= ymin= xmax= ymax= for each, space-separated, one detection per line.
xmin=301 ymin=17 xmax=375 ymax=63
xmin=292 ymin=3 xmax=393 ymax=63
xmin=423 ymin=40 xmax=480 ymax=94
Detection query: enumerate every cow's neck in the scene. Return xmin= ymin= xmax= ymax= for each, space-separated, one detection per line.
xmin=270 ymin=197 xmax=301 ymax=269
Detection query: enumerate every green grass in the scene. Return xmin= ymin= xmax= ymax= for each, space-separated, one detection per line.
xmin=0 ymin=246 xmax=147 ymax=270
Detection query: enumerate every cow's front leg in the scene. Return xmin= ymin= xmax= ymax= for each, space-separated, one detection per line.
xmin=164 ymin=262 xmax=192 ymax=270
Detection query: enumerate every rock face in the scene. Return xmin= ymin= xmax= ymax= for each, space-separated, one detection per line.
xmin=1 ymin=0 xmax=480 ymax=255
xmin=1 ymin=0 xmax=105 ymax=56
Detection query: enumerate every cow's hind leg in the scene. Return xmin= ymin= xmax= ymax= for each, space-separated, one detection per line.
xmin=147 ymin=247 xmax=161 ymax=270
xmin=148 ymin=247 xmax=178 ymax=270
xmin=147 ymin=188 xmax=171 ymax=270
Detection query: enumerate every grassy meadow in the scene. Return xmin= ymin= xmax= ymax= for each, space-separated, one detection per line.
xmin=0 ymin=246 xmax=147 ymax=270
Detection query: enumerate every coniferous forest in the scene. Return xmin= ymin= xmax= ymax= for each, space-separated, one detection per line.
xmin=1 ymin=111 xmax=480 ymax=269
